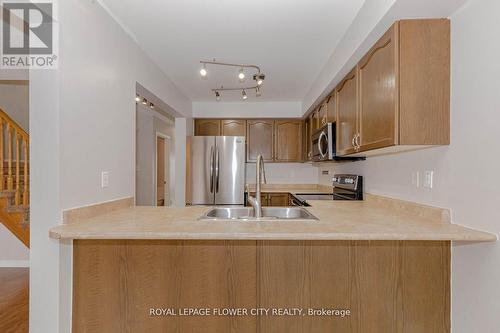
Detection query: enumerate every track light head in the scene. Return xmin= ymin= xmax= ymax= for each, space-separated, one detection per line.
xmin=256 ymin=86 xmax=261 ymax=97
xmin=135 ymin=94 xmax=141 ymax=102
xmin=149 ymin=102 xmax=155 ymax=109
xmin=242 ymin=89 xmax=248 ymax=100
xmin=200 ymin=64 xmax=208 ymax=79
xmin=238 ymin=68 xmax=246 ymax=82
xmin=254 ymin=73 xmax=265 ymax=86
xmin=142 ymin=98 xmax=148 ymax=105
xmin=215 ymin=91 xmax=221 ymax=101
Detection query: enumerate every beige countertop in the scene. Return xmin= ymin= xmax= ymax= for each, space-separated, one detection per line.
xmin=49 ymin=189 xmax=497 ymax=241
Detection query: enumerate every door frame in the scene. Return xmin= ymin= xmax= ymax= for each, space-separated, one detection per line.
xmin=154 ymin=132 xmax=171 ymax=207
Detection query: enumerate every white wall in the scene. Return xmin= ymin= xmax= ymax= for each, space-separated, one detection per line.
xmin=246 ymin=163 xmax=318 ymax=185
xmin=0 ymin=224 xmax=29 ymax=266
xmin=135 ymin=104 xmax=175 ymax=206
xmin=193 ymin=101 xmax=302 ymax=118
xmin=59 ymin=0 xmax=191 ymax=211
xmin=0 ymin=81 xmax=29 ymax=131
xmin=30 ymin=0 xmax=192 ymax=332
xmin=317 ymin=0 xmax=500 ymax=330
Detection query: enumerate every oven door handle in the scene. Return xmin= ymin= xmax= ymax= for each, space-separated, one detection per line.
xmin=318 ymin=131 xmax=328 ymax=158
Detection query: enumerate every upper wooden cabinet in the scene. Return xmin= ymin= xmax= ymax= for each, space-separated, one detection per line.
xmin=221 ymin=119 xmax=246 ymax=136
xmin=336 ymin=19 xmax=450 ymax=157
xmin=317 ymin=103 xmax=327 ymax=127
xmin=194 ymin=119 xmax=221 ymax=136
xmin=326 ymin=94 xmax=336 ymax=124
xmin=358 ymin=23 xmax=398 ymax=152
xmin=336 ymin=67 xmax=359 ymax=156
xmin=247 ymin=120 xmax=274 ymax=162
xmin=274 ymin=120 xmax=303 ymax=162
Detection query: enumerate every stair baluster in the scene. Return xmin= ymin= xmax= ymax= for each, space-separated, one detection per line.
xmin=7 ymin=123 xmax=13 ymax=191
xmin=23 ymin=138 xmax=28 ymax=205
xmin=15 ymin=133 xmax=20 ymax=205
xmin=0 ymin=119 xmax=3 ymax=191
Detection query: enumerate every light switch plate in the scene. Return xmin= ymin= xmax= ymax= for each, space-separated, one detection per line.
xmin=101 ymin=171 xmax=109 ymax=188
xmin=423 ymin=170 xmax=433 ymax=189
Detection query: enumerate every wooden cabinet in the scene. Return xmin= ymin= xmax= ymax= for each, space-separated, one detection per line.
xmin=194 ymin=119 xmax=221 ymax=136
xmin=193 ymin=118 xmax=304 ymax=163
xmin=247 ymin=120 xmax=274 ymax=162
xmin=326 ymin=93 xmax=336 ymax=123
xmin=335 ymin=19 xmax=450 ymax=157
xmin=267 ymin=193 xmax=289 ymax=206
xmin=221 ymin=119 xmax=246 ymax=136
xmin=357 ymin=24 xmax=398 ymax=152
xmin=303 ymin=118 xmax=311 ymax=161
xmin=310 ymin=109 xmax=319 ymax=133
xmin=336 ymin=67 xmax=359 ymax=156
xmin=274 ymin=120 xmax=303 ymax=162
xmin=248 ymin=192 xmax=290 ymax=207
xmin=317 ymin=102 xmax=328 ymax=127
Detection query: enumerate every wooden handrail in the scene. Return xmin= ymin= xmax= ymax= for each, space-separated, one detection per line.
xmin=0 ymin=108 xmax=28 ymax=140
xmin=0 ymin=108 xmax=29 ymax=206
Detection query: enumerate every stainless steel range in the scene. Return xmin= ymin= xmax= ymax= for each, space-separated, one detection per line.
xmin=294 ymin=174 xmax=363 ymax=204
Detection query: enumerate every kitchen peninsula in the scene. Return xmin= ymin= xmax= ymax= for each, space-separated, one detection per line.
xmin=50 ymin=193 xmax=495 ymax=333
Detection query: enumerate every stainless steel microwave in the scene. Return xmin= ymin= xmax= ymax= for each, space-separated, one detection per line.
xmin=311 ymin=123 xmax=334 ymax=161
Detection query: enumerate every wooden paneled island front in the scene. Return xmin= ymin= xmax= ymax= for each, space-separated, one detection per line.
xmin=50 ymin=196 xmax=496 ymax=333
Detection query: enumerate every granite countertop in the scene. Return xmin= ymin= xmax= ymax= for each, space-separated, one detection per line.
xmin=49 ymin=187 xmax=497 ymax=242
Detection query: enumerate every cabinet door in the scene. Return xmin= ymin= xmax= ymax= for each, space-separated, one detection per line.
xmin=247 ymin=120 xmax=274 ymax=162
xmin=311 ymin=109 xmax=320 ymax=133
xmin=336 ymin=68 xmax=358 ymax=156
xmin=221 ymin=119 xmax=246 ymax=137
xmin=358 ymin=24 xmax=398 ymax=151
xmin=326 ymin=93 xmax=336 ymax=123
xmin=249 ymin=192 xmax=268 ymax=206
xmin=274 ymin=120 xmax=303 ymax=162
xmin=195 ymin=119 xmax=221 ymax=136
xmin=303 ymin=119 xmax=311 ymax=161
xmin=318 ymin=103 xmax=328 ymax=127
xmin=267 ymin=193 xmax=289 ymax=207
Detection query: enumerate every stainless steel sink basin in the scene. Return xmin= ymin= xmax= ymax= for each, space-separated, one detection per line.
xmin=199 ymin=207 xmax=318 ymax=221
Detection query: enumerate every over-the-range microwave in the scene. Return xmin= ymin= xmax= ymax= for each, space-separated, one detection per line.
xmin=311 ymin=123 xmax=364 ymax=162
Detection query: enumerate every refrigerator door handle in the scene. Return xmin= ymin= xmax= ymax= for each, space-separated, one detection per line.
xmin=215 ymin=148 xmax=220 ymax=193
xmin=209 ymin=146 xmax=214 ymax=193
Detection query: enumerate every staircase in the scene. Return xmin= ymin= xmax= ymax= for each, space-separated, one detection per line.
xmin=0 ymin=109 xmax=29 ymax=247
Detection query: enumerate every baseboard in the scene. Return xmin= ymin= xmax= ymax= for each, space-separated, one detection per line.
xmin=0 ymin=260 xmax=29 ymax=267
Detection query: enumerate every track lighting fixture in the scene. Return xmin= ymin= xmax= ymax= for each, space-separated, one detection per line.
xmin=200 ymin=60 xmax=266 ymax=100
xmin=238 ymin=68 xmax=245 ymax=82
xmin=149 ymin=102 xmax=155 ymax=109
xmin=135 ymin=94 xmax=141 ymax=102
xmin=254 ymin=73 xmax=265 ymax=86
xmin=200 ymin=64 xmax=208 ymax=78
xmin=142 ymin=98 xmax=148 ymax=105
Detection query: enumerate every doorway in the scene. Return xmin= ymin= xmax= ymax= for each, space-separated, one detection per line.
xmin=156 ymin=134 xmax=166 ymax=206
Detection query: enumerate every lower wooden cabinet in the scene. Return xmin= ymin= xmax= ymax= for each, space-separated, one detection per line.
xmin=248 ymin=192 xmax=291 ymax=207
xmin=73 ymin=240 xmax=450 ymax=333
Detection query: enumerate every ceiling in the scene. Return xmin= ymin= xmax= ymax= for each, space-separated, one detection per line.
xmin=100 ymin=0 xmax=365 ymax=102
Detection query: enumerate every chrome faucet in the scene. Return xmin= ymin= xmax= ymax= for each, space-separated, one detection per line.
xmin=247 ymin=155 xmax=267 ymax=218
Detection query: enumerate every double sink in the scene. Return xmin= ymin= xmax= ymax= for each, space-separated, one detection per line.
xmin=200 ymin=207 xmax=318 ymax=221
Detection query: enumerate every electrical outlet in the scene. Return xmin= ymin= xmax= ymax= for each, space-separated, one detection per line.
xmin=101 ymin=171 xmax=109 ymax=188
xmin=322 ymin=170 xmax=330 ymax=175
xmin=423 ymin=170 xmax=433 ymax=189
xmin=411 ymin=171 xmax=420 ymax=188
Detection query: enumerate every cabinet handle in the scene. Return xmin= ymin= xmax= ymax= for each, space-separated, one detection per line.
xmin=352 ymin=135 xmax=356 ymax=148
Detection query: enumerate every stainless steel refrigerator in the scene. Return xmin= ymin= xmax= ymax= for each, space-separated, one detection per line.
xmin=187 ymin=136 xmax=246 ymax=205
